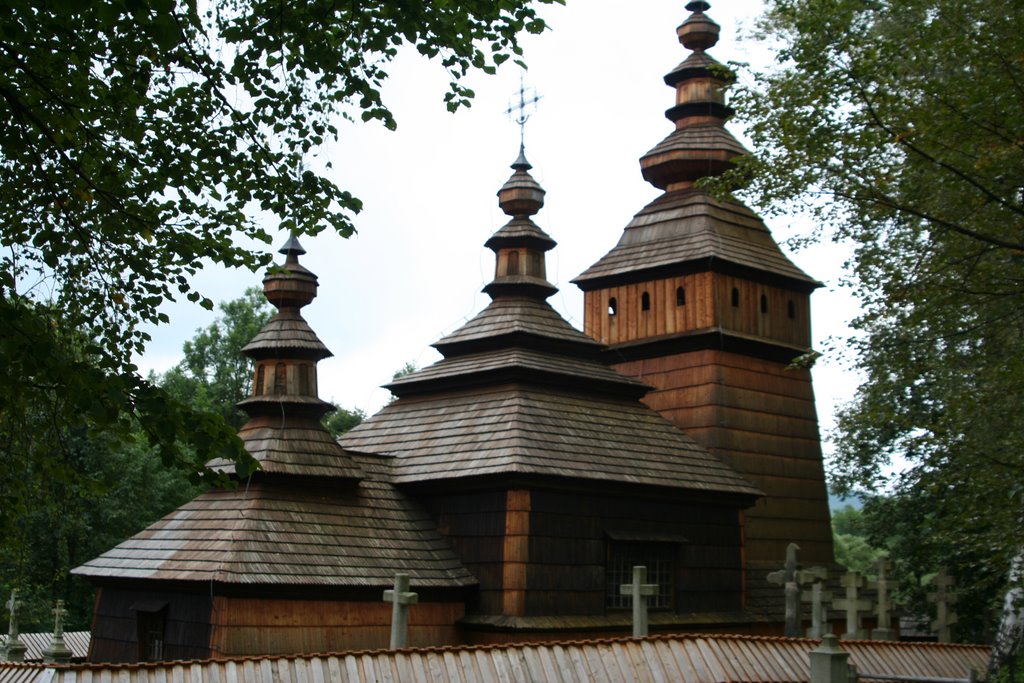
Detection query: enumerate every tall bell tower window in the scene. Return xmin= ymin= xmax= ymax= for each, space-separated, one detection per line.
xmin=608 ymin=297 xmax=618 ymax=316
xmin=788 ymin=300 xmax=796 ymax=319
xmin=676 ymin=287 xmax=686 ymax=306
xmin=731 ymin=287 xmax=740 ymax=307
xmin=760 ymin=294 xmax=768 ymax=314
xmin=641 ymin=291 xmax=651 ymax=311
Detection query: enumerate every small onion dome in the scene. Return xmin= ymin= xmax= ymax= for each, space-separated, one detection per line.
xmin=263 ymin=235 xmax=317 ymax=310
xmin=677 ymin=1 xmax=720 ymax=51
xmin=497 ymin=147 xmax=546 ymax=218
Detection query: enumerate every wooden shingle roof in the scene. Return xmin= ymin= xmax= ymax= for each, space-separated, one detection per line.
xmin=341 ymin=386 xmax=761 ymax=497
xmin=241 ymin=310 xmax=331 ymax=358
xmin=432 ymin=296 xmax=601 ymax=355
xmin=573 ymin=189 xmax=821 ymax=289
xmin=208 ymin=416 xmax=364 ymax=479
xmin=72 ymin=458 xmax=475 ymax=588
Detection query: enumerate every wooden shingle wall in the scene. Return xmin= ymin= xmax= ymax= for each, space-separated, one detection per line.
xmin=89 ymin=587 xmax=212 ymax=663
xmin=526 ymin=489 xmax=743 ymax=616
xmin=614 ymin=350 xmax=834 ymax=564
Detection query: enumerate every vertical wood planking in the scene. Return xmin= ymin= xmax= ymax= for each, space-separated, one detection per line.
xmin=502 ymin=489 xmax=531 ymax=617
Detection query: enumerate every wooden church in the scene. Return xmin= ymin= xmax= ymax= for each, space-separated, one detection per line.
xmin=73 ymin=1 xmax=834 ymax=662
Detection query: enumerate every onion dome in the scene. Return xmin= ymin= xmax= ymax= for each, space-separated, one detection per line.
xmin=213 ymin=236 xmax=363 ymax=481
xmin=482 ymin=148 xmax=558 ymax=301
xmin=639 ymin=1 xmax=748 ymax=191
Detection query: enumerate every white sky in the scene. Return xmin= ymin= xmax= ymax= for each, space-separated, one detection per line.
xmin=139 ymin=0 xmax=862 ymax=462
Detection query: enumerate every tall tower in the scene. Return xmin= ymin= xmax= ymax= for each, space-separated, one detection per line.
xmin=573 ymin=1 xmax=834 ymax=569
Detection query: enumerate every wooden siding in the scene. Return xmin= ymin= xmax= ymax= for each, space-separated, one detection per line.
xmin=583 ymin=273 xmax=810 ymax=348
xmin=89 ymin=587 xmax=212 ymax=663
xmin=502 ymin=490 xmax=531 ymax=617
xmin=208 ymin=597 xmax=464 ymax=656
xmin=613 ymin=350 xmax=834 ymax=565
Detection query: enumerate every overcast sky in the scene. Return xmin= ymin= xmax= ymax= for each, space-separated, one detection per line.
xmin=139 ymin=0 xmax=861 ymax=457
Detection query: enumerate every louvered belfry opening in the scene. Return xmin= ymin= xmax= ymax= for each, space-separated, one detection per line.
xmin=573 ymin=0 xmax=836 ymax=583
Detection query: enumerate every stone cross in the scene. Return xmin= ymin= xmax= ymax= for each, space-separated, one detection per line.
xmin=382 ymin=573 xmax=418 ymax=649
xmin=802 ymin=578 xmax=833 ymax=638
xmin=928 ymin=569 xmax=959 ymax=643
xmin=834 ymin=571 xmax=872 ymax=640
xmin=3 ymin=590 xmax=26 ymax=663
xmin=766 ymin=542 xmax=802 ymax=636
xmin=620 ymin=565 xmax=658 ymax=637
xmin=42 ymin=600 xmax=73 ymax=664
xmin=869 ymin=557 xmax=899 ymax=641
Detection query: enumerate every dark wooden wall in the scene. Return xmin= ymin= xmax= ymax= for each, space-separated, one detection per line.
xmin=526 ymin=489 xmax=743 ymax=616
xmin=88 ymin=586 xmax=212 ymax=663
xmin=417 ymin=490 xmax=509 ymax=615
xmin=421 ymin=486 xmax=744 ymax=620
xmin=614 ymin=350 xmax=835 ymax=565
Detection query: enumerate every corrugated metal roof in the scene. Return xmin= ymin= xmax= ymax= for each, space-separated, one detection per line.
xmin=0 ymin=632 xmax=90 ymax=662
xmin=0 ymin=634 xmax=992 ymax=683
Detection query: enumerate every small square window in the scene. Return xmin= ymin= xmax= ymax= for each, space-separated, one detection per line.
xmin=606 ymin=542 xmax=675 ymax=609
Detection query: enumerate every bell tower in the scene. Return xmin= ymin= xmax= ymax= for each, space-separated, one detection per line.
xmin=573 ymin=1 xmax=834 ymax=568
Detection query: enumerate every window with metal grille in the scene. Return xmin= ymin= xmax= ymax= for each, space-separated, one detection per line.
xmin=606 ymin=542 xmax=675 ymax=609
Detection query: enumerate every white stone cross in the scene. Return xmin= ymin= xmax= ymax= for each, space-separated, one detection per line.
xmin=620 ymin=565 xmax=658 ymax=637
xmin=802 ymin=579 xmax=833 ymax=638
xmin=869 ymin=557 xmax=899 ymax=640
xmin=383 ymin=573 xmax=419 ymax=649
xmin=42 ymin=600 xmax=73 ymax=664
xmin=928 ymin=569 xmax=958 ymax=643
xmin=5 ymin=590 xmax=18 ymax=639
xmin=767 ymin=543 xmax=802 ymax=636
xmin=3 ymin=590 xmax=26 ymax=662
xmin=834 ymin=571 xmax=872 ymax=640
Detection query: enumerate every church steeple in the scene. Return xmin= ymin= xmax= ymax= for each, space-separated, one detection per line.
xmin=639 ymin=0 xmax=747 ymax=191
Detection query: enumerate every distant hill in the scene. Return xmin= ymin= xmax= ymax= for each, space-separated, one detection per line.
xmin=828 ymin=491 xmax=864 ymax=510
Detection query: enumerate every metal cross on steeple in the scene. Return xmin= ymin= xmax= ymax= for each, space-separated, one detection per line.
xmin=505 ymin=73 xmax=542 ymax=149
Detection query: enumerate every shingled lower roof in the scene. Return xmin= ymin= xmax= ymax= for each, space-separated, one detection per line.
xmin=341 ymin=386 xmax=761 ymax=497
xmin=573 ymin=190 xmax=820 ymax=289
xmin=72 ymin=459 xmax=475 ymax=588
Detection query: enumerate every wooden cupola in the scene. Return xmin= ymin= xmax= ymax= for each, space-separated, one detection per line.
xmin=209 ymin=235 xmax=363 ymax=481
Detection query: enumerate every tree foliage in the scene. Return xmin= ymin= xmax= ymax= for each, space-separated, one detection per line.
xmin=0 ymin=0 xmax=558 ymax=518
xmin=159 ymin=287 xmax=272 ymax=429
xmin=729 ymin=0 xmax=1024 ymax=644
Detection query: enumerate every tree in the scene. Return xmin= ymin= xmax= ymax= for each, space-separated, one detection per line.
xmin=322 ymin=406 xmax=365 ymax=438
xmin=159 ymin=287 xmax=272 ymax=430
xmin=1 ymin=0 xmax=558 ymax=522
xmin=727 ymin=0 xmax=1024 ymax=648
